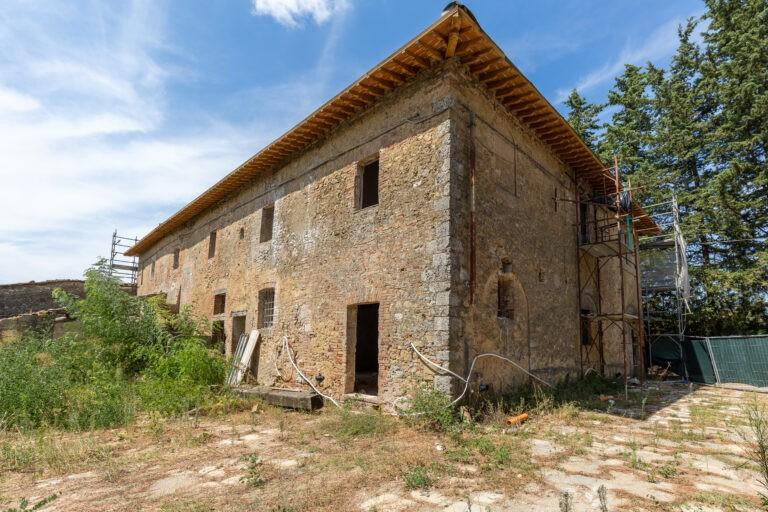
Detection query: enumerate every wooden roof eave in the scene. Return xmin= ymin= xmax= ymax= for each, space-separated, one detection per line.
xmin=126 ymin=5 xmax=658 ymax=256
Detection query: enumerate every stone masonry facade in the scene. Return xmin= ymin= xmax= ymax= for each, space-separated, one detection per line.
xmin=135 ymin=60 xmax=638 ymax=404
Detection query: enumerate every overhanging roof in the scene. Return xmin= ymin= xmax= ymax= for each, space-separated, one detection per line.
xmin=127 ymin=3 xmax=658 ymax=256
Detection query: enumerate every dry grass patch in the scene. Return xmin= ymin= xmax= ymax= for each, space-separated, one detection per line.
xmin=0 ymin=430 xmax=112 ymax=474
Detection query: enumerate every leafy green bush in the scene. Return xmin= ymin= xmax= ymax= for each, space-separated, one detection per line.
xmin=0 ymin=262 xmax=229 ymax=431
xmin=408 ymin=385 xmax=461 ymax=432
xmin=0 ymin=332 xmax=132 ymax=430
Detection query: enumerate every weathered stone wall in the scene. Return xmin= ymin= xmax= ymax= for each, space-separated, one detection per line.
xmin=445 ymin=65 xmax=581 ymax=390
xmin=0 ymin=280 xmax=84 ymax=319
xmin=135 ymin=59 xmax=641 ymax=401
xmin=136 ymin=65 xmax=459 ymax=404
xmin=444 ymin=62 xmax=640 ymax=391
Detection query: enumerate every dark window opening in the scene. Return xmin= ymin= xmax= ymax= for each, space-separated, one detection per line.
xmin=239 ymin=227 xmax=245 ymax=240
xmin=580 ymin=310 xmax=592 ymax=346
xmin=211 ymin=320 xmax=225 ymax=353
xmin=213 ymin=292 xmax=226 ymax=315
xmin=260 ymin=205 xmax=274 ymax=243
xmin=359 ymin=159 xmax=379 ymax=209
xmin=579 ymin=202 xmax=590 ymax=244
xmin=498 ymin=274 xmax=514 ymax=319
xmin=151 ymin=261 xmax=155 ymax=278
xmin=173 ymin=249 xmax=180 ymax=269
xmin=258 ymin=288 xmax=275 ymax=328
xmin=208 ymin=231 xmax=217 ymax=258
xmin=354 ymin=303 xmax=379 ymax=395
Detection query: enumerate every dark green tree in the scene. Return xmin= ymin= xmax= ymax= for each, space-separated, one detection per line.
xmin=693 ymin=0 xmax=768 ymax=333
xmin=570 ymin=1 xmax=768 ymax=334
xmin=564 ymin=89 xmax=603 ymax=151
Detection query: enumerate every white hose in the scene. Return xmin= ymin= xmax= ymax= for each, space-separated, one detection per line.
xmin=409 ymin=342 xmax=552 ymax=407
xmin=409 ymin=342 xmax=468 ymax=382
xmin=282 ymin=336 xmax=341 ymax=408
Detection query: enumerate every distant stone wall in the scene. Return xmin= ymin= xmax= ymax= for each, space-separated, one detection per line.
xmin=0 ymin=280 xmax=84 ymax=318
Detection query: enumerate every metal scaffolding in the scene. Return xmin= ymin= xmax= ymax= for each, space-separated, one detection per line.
xmin=577 ymin=161 xmax=645 ymax=394
xmin=639 ymin=197 xmax=691 ymax=373
xmin=108 ymin=230 xmax=139 ymax=289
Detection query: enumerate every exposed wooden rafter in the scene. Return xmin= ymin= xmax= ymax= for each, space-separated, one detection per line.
xmin=126 ymin=3 xmax=659 ymax=256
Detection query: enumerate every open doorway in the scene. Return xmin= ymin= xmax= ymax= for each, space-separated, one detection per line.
xmin=232 ymin=314 xmax=246 ymax=356
xmin=352 ymin=303 xmax=379 ymax=395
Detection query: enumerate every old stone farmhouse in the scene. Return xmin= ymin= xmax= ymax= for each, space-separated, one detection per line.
xmin=127 ymin=3 xmax=658 ymax=404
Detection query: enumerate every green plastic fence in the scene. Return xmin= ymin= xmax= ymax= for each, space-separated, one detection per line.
xmin=651 ymin=335 xmax=768 ymax=387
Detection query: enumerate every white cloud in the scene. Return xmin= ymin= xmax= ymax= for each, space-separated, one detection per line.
xmin=554 ymin=14 xmax=703 ymax=103
xmin=0 ymin=86 xmax=41 ymax=113
xmin=0 ymin=1 xmax=258 ymax=283
xmin=251 ymin=0 xmax=350 ymax=27
xmin=0 ymin=0 xmax=350 ymax=284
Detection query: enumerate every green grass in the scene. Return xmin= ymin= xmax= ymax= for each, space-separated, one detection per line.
xmin=403 ymin=465 xmax=432 ymax=490
xmin=322 ymin=408 xmax=395 ymax=439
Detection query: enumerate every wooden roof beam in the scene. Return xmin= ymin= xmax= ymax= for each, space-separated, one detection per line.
xmin=455 ymin=36 xmax=485 ymax=56
xmin=317 ymin=111 xmax=345 ymax=123
xmin=377 ymin=67 xmax=408 ymax=83
xmin=460 ymin=46 xmax=493 ymax=64
xmin=486 ymin=74 xmax=517 ymax=91
xmin=470 ymin=56 xmax=503 ymax=74
xmin=358 ymin=82 xmax=386 ymax=96
xmin=501 ymin=91 xmax=535 ymax=106
xmin=529 ymin=118 xmax=560 ymax=130
xmin=403 ymin=49 xmax=431 ymax=68
xmin=417 ymin=40 xmax=444 ymax=61
xmin=368 ymin=74 xmax=397 ymax=90
xmin=478 ymin=66 xmax=509 ymax=82
xmin=521 ymin=111 xmax=553 ymax=124
xmin=347 ymin=88 xmax=377 ymax=103
xmin=517 ymin=104 xmax=548 ymax=118
xmin=338 ymin=97 xmax=367 ymax=109
xmin=391 ymin=58 xmax=421 ymax=75
xmin=444 ymin=14 xmax=461 ymax=57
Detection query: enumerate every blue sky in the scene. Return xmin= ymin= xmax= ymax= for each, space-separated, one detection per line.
xmin=0 ymin=0 xmax=703 ymax=283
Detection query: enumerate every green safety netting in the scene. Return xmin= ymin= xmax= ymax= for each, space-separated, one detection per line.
xmin=651 ymin=335 xmax=768 ymax=387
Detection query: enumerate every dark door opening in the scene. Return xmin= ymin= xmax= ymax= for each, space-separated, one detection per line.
xmin=354 ymin=303 xmax=379 ymax=395
xmin=232 ymin=315 xmax=246 ymax=343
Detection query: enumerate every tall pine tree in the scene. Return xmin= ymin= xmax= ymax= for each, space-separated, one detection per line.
xmin=563 ymin=1 xmax=768 ymax=334
xmin=564 ymin=90 xmax=603 ymax=151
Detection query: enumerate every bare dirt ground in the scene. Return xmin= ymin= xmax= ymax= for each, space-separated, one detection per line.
xmin=1 ymin=382 xmax=764 ymax=512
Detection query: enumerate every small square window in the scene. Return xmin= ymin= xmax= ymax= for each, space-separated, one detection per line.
xmin=213 ymin=292 xmax=226 ymax=315
xmin=208 ymin=231 xmax=217 ymax=259
xmin=173 ymin=248 xmax=180 ymax=269
xmin=359 ymin=158 xmax=379 ymax=209
xmin=258 ymin=288 xmax=275 ymax=328
xmin=260 ymin=205 xmax=274 ymax=243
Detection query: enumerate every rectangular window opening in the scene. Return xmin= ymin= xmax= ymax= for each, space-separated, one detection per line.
xmin=580 ymin=310 xmax=592 ymax=346
xmin=258 ymin=288 xmax=275 ymax=328
xmin=352 ymin=303 xmax=379 ymax=395
xmin=498 ymin=275 xmax=514 ymax=319
xmin=151 ymin=260 xmax=155 ymax=278
xmin=213 ymin=292 xmax=226 ymax=315
xmin=260 ymin=205 xmax=274 ymax=243
xmin=173 ymin=249 xmax=180 ymax=269
xmin=208 ymin=231 xmax=217 ymax=259
xmin=579 ymin=203 xmax=590 ymax=245
xmin=359 ymin=158 xmax=379 ymax=209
